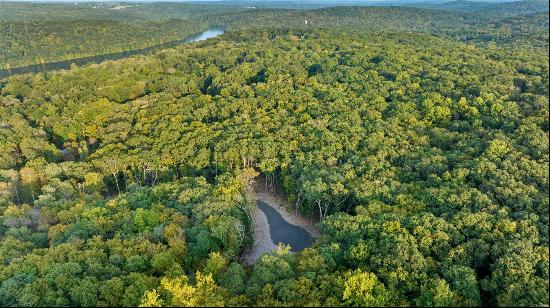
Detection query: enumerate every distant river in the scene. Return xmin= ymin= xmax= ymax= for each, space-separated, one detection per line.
xmin=0 ymin=27 xmax=224 ymax=79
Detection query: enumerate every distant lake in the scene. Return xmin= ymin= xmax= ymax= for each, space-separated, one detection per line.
xmin=186 ymin=28 xmax=224 ymax=43
xmin=0 ymin=27 xmax=224 ymax=79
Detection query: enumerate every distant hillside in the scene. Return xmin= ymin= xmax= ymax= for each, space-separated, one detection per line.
xmin=1 ymin=1 xmax=548 ymax=68
xmin=0 ymin=2 xmax=243 ymax=21
xmin=420 ymin=0 xmax=549 ymax=14
xmin=0 ymin=2 xmax=244 ymax=68
xmin=201 ymin=5 xmax=549 ymax=48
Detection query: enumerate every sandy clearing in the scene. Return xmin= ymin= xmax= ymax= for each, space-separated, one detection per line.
xmin=243 ymin=204 xmax=277 ymax=265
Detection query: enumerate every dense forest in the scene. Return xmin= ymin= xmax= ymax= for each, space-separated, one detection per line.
xmin=204 ymin=3 xmax=549 ymax=48
xmin=0 ymin=2 xmax=241 ymax=69
xmin=417 ymin=0 xmax=549 ymax=13
xmin=0 ymin=18 xmax=208 ymax=69
xmin=1 ymin=0 xmax=549 ymax=69
xmin=0 ymin=0 xmax=549 ymax=307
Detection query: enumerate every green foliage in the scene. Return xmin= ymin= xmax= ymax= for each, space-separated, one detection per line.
xmin=204 ymin=4 xmax=549 ymax=49
xmin=0 ymin=2 xmax=246 ymax=68
xmin=0 ymin=3 xmax=548 ymax=306
xmin=342 ymin=270 xmax=391 ymax=306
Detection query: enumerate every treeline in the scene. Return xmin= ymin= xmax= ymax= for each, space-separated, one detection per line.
xmin=0 ymin=28 xmax=548 ymax=306
xmin=0 ymin=19 xmax=207 ymax=69
xmin=0 ymin=2 xmax=241 ymax=22
xmin=1 ymin=1 xmax=548 ymax=69
xmin=0 ymin=1 xmax=244 ymax=69
xmin=416 ymin=0 xmax=549 ymax=14
xmin=201 ymin=5 xmax=549 ymax=48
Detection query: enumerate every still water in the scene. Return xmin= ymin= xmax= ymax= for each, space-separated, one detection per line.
xmin=257 ymin=201 xmax=312 ymax=252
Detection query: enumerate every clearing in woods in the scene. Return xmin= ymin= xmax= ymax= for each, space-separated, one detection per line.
xmin=243 ymin=179 xmax=320 ymax=265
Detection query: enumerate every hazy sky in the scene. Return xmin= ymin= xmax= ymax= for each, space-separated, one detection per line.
xmin=0 ymin=0 xmax=519 ymax=3
xmin=10 ymin=0 xmax=496 ymax=1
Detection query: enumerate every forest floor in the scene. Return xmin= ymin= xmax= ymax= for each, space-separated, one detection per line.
xmin=242 ymin=180 xmax=321 ymax=265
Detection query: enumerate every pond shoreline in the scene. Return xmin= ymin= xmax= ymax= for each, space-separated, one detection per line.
xmin=258 ymin=200 xmax=312 ymax=251
xmin=243 ymin=188 xmax=320 ymax=265
xmin=0 ymin=27 xmax=224 ymax=79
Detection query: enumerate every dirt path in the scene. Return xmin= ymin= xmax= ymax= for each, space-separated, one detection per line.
xmin=243 ymin=186 xmax=320 ymax=265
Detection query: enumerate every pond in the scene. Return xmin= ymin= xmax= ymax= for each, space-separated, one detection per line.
xmin=0 ymin=27 xmax=224 ymax=79
xmin=257 ymin=200 xmax=312 ymax=252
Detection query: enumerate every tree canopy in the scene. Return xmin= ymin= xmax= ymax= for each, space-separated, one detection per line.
xmin=0 ymin=1 xmax=548 ymax=306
